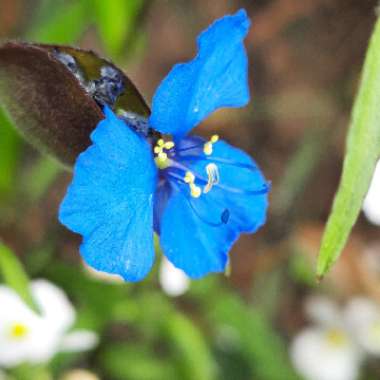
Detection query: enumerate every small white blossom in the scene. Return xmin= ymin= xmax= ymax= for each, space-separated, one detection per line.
xmin=344 ymin=297 xmax=380 ymax=356
xmin=60 ymin=369 xmax=100 ymax=380
xmin=159 ymin=257 xmax=190 ymax=297
xmin=0 ymin=280 xmax=98 ymax=368
xmin=290 ymin=296 xmax=363 ymax=380
xmin=291 ymin=327 xmax=361 ymax=380
xmin=363 ymin=160 xmax=380 ymax=225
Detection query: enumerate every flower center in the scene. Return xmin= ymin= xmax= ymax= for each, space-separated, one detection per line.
xmin=153 ymin=136 xmax=221 ymax=198
xmin=325 ymin=329 xmax=348 ymax=348
xmin=154 ymin=138 xmax=174 ymax=169
xmin=9 ymin=322 xmax=29 ymax=340
xmin=371 ymin=320 xmax=380 ymax=342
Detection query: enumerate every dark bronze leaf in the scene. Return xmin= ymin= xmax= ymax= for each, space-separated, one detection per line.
xmin=0 ymin=42 xmax=150 ymax=167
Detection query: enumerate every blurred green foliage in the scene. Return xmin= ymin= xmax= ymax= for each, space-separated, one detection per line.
xmin=0 ymin=108 xmax=21 ymax=201
xmin=0 ymin=242 xmax=37 ymax=312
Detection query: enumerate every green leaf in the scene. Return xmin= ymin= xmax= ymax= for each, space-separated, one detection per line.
xmin=10 ymin=364 xmax=51 ymax=380
xmin=208 ymin=294 xmax=300 ymax=380
xmin=317 ymin=17 xmax=380 ymax=278
xmin=0 ymin=242 xmax=37 ymax=312
xmin=0 ymin=42 xmax=149 ymax=167
xmin=165 ymin=312 xmax=217 ymax=380
xmin=100 ymin=344 xmax=176 ymax=380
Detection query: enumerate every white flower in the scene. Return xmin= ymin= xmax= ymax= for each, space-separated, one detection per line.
xmin=344 ymin=297 xmax=380 ymax=356
xmin=60 ymin=369 xmax=100 ymax=380
xmin=290 ymin=296 xmax=363 ymax=380
xmin=0 ymin=279 xmax=98 ymax=368
xmin=291 ymin=327 xmax=361 ymax=380
xmin=159 ymin=257 xmax=190 ymax=297
xmin=363 ymin=160 xmax=380 ymax=225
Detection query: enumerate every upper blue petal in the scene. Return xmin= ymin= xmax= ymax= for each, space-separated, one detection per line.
xmin=159 ymin=137 xmax=268 ymax=278
xmin=149 ymin=9 xmax=251 ymax=138
xmin=59 ymin=107 xmax=157 ymax=281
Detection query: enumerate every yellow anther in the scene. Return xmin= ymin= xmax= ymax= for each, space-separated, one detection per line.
xmin=204 ymin=142 xmax=213 ymax=155
xmin=154 ymin=139 xmax=175 ymax=169
xmin=184 ymin=171 xmax=195 ymax=183
xmin=204 ymin=163 xmax=220 ymax=193
xmin=211 ymin=134 xmax=219 ymax=143
xmin=203 ymin=135 xmax=219 ymax=155
xmin=157 ymin=151 xmax=168 ymax=162
xmin=10 ymin=323 xmax=29 ymax=339
xmin=190 ymin=184 xmax=201 ymax=198
xmin=164 ymin=141 xmax=175 ymax=150
xmin=183 ymin=171 xmax=202 ymax=197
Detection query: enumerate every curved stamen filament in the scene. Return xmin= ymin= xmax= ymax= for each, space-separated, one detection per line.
xmin=171 ymin=182 xmax=229 ymax=227
xmin=175 ymin=135 xmax=220 ymax=156
xmin=167 ymin=162 xmax=270 ymax=196
xmin=204 ymin=163 xmax=220 ymax=193
xmin=178 ymin=155 xmax=258 ymax=171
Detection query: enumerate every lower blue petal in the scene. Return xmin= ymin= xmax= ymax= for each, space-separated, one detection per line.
xmin=159 ymin=138 xmax=268 ymax=278
xmin=159 ymin=189 xmax=234 ymax=278
xmin=59 ymin=107 xmax=157 ymax=281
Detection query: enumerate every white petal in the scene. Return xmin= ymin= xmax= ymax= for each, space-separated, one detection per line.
xmin=0 ymin=286 xmax=36 ymax=321
xmin=344 ymin=297 xmax=380 ymax=356
xmin=61 ymin=369 xmax=101 ymax=380
xmin=0 ymin=319 xmax=63 ymax=367
xmin=60 ymin=330 xmax=98 ymax=352
xmin=0 ymin=281 xmax=76 ymax=367
xmin=0 ymin=339 xmax=33 ymax=368
xmin=159 ymin=257 xmax=190 ymax=297
xmin=305 ymin=296 xmax=342 ymax=327
xmin=363 ymin=160 xmax=380 ymax=225
xmin=290 ymin=327 xmax=362 ymax=380
xmin=31 ymin=279 xmax=75 ymax=331
xmin=26 ymin=323 xmax=63 ymax=364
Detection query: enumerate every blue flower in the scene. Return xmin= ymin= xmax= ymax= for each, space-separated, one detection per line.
xmin=59 ymin=9 xmax=269 ymax=281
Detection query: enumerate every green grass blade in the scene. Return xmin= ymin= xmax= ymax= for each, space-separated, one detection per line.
xmin=317 ymin=17 xmax=380 ymax=278
xmin=165 ymin=311 xmax=217 ymax=380
xmin=0 ymin=242 xmax=38 ymax=312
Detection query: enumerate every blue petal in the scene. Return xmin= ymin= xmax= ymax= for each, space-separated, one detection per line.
xmin=149 ymin=9 xmax=250 ymax=137
xmin=59 ymin=107 xmax=157 ymax=281
xmin=159 ymin=137 xmax=268 ymax=278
